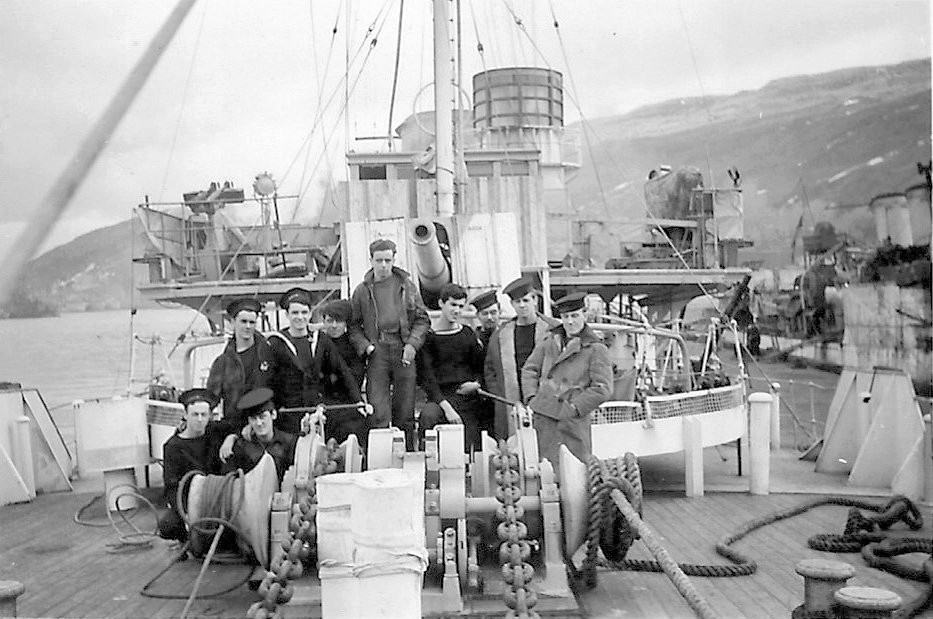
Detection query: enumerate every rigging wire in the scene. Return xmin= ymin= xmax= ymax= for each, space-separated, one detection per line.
xmin=500 ymin=0 xmax=550 ymax=69
xmin=293 ymin=0 xmax=342 ymax=224
xmin=386 ymin=0 xmax=406 ymax=150
xmin=546 ymin=1 xmax=611 ymax=217
xmin=156 ymin=0 xmax=209 ymax=204
xmin=295 ymin=3 xmax=398 ymax=203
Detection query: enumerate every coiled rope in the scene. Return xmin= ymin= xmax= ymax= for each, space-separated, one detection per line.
xmin=73 ymin=483 xmax=161 ymax=553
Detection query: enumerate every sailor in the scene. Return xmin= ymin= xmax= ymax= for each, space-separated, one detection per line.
xmin=521 ymin=292 xmax=613 ymax=474
xmin=319 ymin=299 xmax=370 ymax=447
xmin=484 ymin=277 xmax=558 ymax=439
xmin=206 ymin=298 xmax=275 ymax=448
xmin=418 ymin=283 xmax=487 ymax=451
xmin=469 ymin=289 xmax=500 ymax=350
xmin=221 ymin=387 xmax=309 ymax=481
xmin=157 ymin=388 xmax=219 ymax=541
xmin=348 ymin=239 xmax=430 ymax=451
xmin=267 ymin=288 xmax=369 ymax=440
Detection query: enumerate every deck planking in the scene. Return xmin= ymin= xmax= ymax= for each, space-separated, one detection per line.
xmin=2 ymin=488 xmax=931 ymax=619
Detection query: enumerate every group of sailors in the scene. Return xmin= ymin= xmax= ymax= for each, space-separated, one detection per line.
xmin=158 ymin=238 xmax=613 ymax=540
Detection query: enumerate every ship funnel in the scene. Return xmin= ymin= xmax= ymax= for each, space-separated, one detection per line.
xmin=409 ymin=220 xmax=451 ymax=299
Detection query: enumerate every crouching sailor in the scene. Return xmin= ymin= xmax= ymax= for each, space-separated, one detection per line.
xmin=157 ymin=388 xmax=220 ymax=541
xmin=521 ymin=292 xmax=612 ymax=474
xmin=222 ymin=387 xmax=311 ymax=481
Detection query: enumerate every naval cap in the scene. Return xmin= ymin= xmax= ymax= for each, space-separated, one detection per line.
xmin=235 ymin=387 xmax=275 ymax=418
xmin=470 ymin=289 xmax=498 ymax=311
xmin=280 ymin=287 xmax=312 ymax=310
xmin=178 ymin=388 xmax=217 ymax=409
xmin=554 ymin=292 xmax=586 ymax=314
xmin=502 ymin=277 xmax=534 ymax=300
xmin=226 ymin=297 xmax=262 ymax=319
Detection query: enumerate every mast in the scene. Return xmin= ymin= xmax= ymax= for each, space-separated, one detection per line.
xmin=432 ymin=0 xmax=455 ymax=216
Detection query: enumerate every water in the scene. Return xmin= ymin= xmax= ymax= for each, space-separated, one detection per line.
xmin=0 ymin=309 xmax=211 ymax=439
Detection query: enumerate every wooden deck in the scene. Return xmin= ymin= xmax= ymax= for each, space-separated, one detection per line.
xmin=2 ymin=485 xmax=930 ymax=618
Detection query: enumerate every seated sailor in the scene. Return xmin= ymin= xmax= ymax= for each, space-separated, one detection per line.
xmin=222 ymin=387 xmax=310 ymax=481
xmin=157 ymin=388 xmax=220 ymax=541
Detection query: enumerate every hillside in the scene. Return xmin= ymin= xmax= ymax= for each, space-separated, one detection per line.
xmin=16 ymin=220 xmax=145 ymax=313
xmin=6 ymin=58 xmax=931 ymax=315
xmin=567 ymin=58 xmax=931 ymax=265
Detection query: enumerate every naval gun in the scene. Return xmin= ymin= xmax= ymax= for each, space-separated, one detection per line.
xmin=177 ymin=399 xmax=623 ymax=617
xmin=409 ymin=219 xmax=452 ymax=308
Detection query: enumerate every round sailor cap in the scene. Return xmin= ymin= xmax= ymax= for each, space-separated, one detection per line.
xmin=470 ymin=289 xmax=499 ymax=311
xmin=235 ymin=387 xmax=275 ymax=418
xmin=503 ymin=277 xmax=534 ymax=300
xmin=226 ymin=297 xmax=262 ymax=319
xmin=178 ymin=388 xmax=217 ymax=409
xmin=280 ymin=287 xmax=312 ymax=310
xmin=554 ymin=292 xmax=586 ymax=315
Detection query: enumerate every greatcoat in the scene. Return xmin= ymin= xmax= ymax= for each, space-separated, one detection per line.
xmin=521 ymin=324 xmax=613 ymax=473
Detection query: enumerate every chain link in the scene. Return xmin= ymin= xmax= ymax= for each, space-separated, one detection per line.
xmin=247 ymin=439 xmax=343 ymax=619
xmin=494 ymin=440 xmax=539 ymax=619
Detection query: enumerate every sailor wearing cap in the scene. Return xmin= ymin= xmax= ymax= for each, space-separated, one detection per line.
xmin=484 ymin=277 xmax=558 ymax=439
xmin=521 ymin=292 xmax=613 ymax=474
xmin=469 ymin=289 xmax=500 ymax=349
xmin=158 ymin=388 xmax=220 ymax=541
xmin=267 ymin=288 xmax=367 ymax=439
xmin=206 ymin=297 xmax=276 ymax=449
xmin=221 ymin=387 xmax=301 ymax=481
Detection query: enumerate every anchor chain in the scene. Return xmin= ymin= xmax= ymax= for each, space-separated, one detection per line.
xmin=247 ymin=439 xmax=344 ymax=619
xmin=493 ymin=440 xmax=539 ymax=619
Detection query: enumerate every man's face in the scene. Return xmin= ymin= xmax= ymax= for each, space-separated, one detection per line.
xmin=184 ymin=401 xmax=211 ymax=436
xmin=323 ymin=315 xmax=347 ymax=338
xmin=248 ymin=408 xmax=276 ymax=441
xmin=477 ymin=305 xmax=499 ymax=331
xmin=233 ymin=311 xmax=258 ymax=341
xmin=561 ymin=308 xmax=586 ymax=336
xmin=370 ymin=249 xmax=395 ymax=281
xmin=287 ymin=303 xmax=311 ymax=332
xmin=440 ymin=296 xmax=466 ymax=323
xmin=511 ymin=292 xmax=536 ymax=320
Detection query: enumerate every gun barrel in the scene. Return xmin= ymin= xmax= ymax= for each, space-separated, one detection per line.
xmin=410 ymin=219 xmax=450 ymax=294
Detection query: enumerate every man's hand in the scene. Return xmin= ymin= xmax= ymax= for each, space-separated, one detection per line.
xmin=240 ymin=424 xmax=252 ymax=440
xmin=301 ymin=404 xmax=327 ymax=435
xmin=357 ymin=402 xmax=373 ymax=417
xmin=439 ymin=400 xmax=462 ymax=424
xmin=455 ymin=381 xmax=481 ymax=395
xmin=401 ymin=343 xmax=416 ymax=366
xmin=219 ymin=434 xmax=237 ymax=461
xmin=365 ymin=344 xmax=376 ymax=357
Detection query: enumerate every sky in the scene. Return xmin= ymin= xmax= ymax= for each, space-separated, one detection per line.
xmin=0 ymin=0 xmax=929 ymax=260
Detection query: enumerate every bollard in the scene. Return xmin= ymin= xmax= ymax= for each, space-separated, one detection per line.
xmin=792 ymin=558 xmax=855 ymax=618
xmin=12 ymin=417 xmax=35 ymax=498
xmin=0 ymin=580 xmax=25 ymax=617
xmin=833 ymin=586 xmax=901 ymax=618
xmin=748 ymin=393 xmax=772 ymax=495
xmin=770 ymin=382 xmax=781 ymax=451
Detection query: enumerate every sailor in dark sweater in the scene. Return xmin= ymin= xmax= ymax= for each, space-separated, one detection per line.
xmin=158 ymin=388 xmax=220 ymax=541
xmin=418 ymin=283 xmax=487 ymax=451
xmin=469 ymin=289 xmax=500 ymax=350
xmin=268 ymin=289 xmax=367 ymax=437
xmin=320 ymin=299 xmax=370 ymax=446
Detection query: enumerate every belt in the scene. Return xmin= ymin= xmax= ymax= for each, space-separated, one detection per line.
xmin=377 ymin=331 xmax=403 ymax=343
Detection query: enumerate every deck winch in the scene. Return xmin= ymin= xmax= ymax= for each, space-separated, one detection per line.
xmin=179 ymin=402 xmax=605 ymax=617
